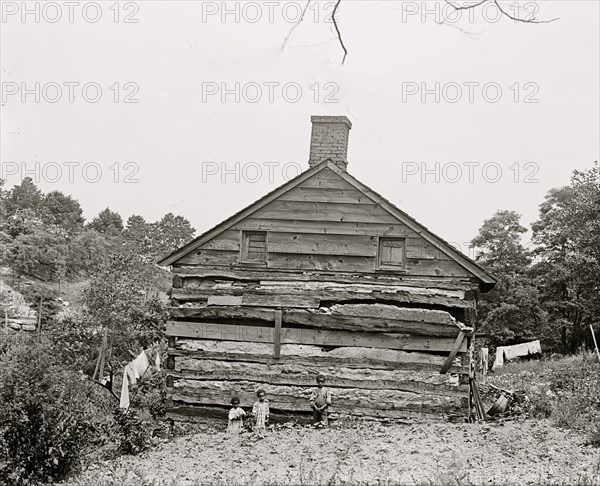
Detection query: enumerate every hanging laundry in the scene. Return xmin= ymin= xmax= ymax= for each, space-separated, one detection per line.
xmin=492 ymin=346 xmax=505 ymax=371
xmin=119 ymin=348 xmax=163 ymax=409
xmin=119 ymin=373 xmax=130 ymax=409
xmin=491 ymin=340 xmax=542 ymax=371
xmin=120 ymin=350 xmax=149 ymax=409
xmin=125 ymin=350 xmax=150 ymax=386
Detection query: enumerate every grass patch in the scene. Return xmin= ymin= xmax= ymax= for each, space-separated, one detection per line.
xmin=488 ymin=352 xmax=600 ymax=444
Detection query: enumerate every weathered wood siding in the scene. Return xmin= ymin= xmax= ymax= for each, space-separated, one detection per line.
xmin=166 ymin=167 xmax=480 ymax=422
xmin=176 ymin=167 xmax=470 ymax=278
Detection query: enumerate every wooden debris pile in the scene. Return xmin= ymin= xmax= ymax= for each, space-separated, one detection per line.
xmin=478 ymin=383 xmax=530 ymax=420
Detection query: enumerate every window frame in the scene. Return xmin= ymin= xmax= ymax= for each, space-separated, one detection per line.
xmin=239 ymin=230 xmax=268 ymax=266
xmin=376 ymin=236 xmax=407 ymax=271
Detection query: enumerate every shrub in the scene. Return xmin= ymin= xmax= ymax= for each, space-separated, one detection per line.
xmin=130 ymin=368 xmax=168 ymax=421
xmin=587 ymin=423 xmax=600 ymax=448
xmin=0 ymin=337 xmax=113 ymax=485
xmin=112 ymin=408 xmax=152 ymax=455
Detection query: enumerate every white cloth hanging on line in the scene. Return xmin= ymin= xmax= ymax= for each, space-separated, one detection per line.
xmin=119 ymin=348 xmax=161 ymax=409
xmin=492 ymin=340 xmax=542 ymax=371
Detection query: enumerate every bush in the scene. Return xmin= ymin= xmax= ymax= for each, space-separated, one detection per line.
xmin=587 ymin=422 xmax=600 ymax=448
xmin=110 ymin=366 xmax=169 ymax=454
xmin=130 ymin=368 xmax=168 ymax=421
xmin=112 ymin=408 xmax=152 ymax=456
xmin=0 ymin=337 xmax=113 ymax=485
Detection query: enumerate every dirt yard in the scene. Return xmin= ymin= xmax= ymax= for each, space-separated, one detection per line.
xmin=67 ymin=418 xmax=599 ymax=485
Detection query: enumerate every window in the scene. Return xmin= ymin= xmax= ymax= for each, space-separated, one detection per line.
xmin=378 ymin=237 xmax=406 ymax=269
xmin=240 ymin=231 xmax=267 ymax=263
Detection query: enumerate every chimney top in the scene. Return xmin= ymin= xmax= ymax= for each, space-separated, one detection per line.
xmin=308 ymin=115 xmax=352 ymax=171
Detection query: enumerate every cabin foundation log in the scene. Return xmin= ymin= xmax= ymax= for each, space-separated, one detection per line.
xmin=167 ymin=404 xmax=452 ymax=423
xmin=169 ymin=380 xmax=468 ymax=416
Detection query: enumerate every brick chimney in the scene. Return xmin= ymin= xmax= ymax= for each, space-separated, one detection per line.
xmin=308 ymin=115 xmax=352 ymax=171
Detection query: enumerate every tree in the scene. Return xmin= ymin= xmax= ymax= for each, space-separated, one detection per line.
xmin=532 ymin=162 xmax=600 ymax=353
xmin=1 ymin=208 xmax=45 ymax=239
xmin=41 ymin=191 xmax=85 ymax=235
xmin=0 ymin=180 xmax=9 ymax=266
xmin=87 ymin=208 xmax=124 ymax=236
xmin=470 ymin=210 xmax=546 ymax=347
xmin=0 ymin=179 xmax=6 ymax=221
xmin=150 ymin=213 xmax=195 ymax=260
xmin=470 ymin=210 xmax=531 ymax=279
xmin=1 ymin=179 xmax=46 ymax=239
xmin=66 ymin=229 xmax=117 ymax=277
xmin=79 ymin=252 xmax=168 ymax=366
xmin=125 ymin=215 xmax=151 ymax=241
xmin=8 ymin=227 xmax=68 ymax=282
xmin=1 ymin=177 xmax=44 ymax=219
xmin=124 ymin=215 xmax=153 ymax=256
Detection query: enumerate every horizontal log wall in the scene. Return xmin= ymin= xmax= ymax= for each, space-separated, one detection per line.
xmin=171 ymin=340 xmax=467 ymax=373
xmin=170 ymin=381 xmax=467 ymax=419
xmin=167 ymin=321 xmax=467 ymax=353
xmin=167 ymin=340 xmax=469 ymax=421
xmin=166 ymin=271 xmax=475 ymax=421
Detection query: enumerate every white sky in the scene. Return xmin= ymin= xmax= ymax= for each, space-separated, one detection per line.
xmin=1 ymin=0 xmax=599 ymax=258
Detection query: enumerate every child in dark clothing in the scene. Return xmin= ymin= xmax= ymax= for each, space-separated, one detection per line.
xmin=310 ymin=375 xmax=332 ymax=426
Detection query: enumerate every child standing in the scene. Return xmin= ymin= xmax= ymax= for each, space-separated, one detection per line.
xmin=310 ymin=375 xmax=332 ymax=426
xmin=252 ymin=388 xmax=270 ymax=435
xmin=227 ymin=396 xmax=246 ymax=434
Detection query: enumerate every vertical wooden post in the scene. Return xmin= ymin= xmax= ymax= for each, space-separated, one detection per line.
xmin=36 ymin=297 xmax=43 ymax=338
xmin=467 ymin=335 xmax=474 ymax=422
xmin=93 ymin=344 xmax=102 ymax=381
xmin=480 ymin=347 xmax=489 ymax=382
xmin=590 ymin=324 xmax=600 ymax=363
xmin=273 ymin=310 xmax=282 ymax=359
xmin=98 ymin=328 xmax=108 ymax=380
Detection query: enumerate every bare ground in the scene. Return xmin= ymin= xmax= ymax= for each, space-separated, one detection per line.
xmin=67 ymin=418 xmax=599 ymax=485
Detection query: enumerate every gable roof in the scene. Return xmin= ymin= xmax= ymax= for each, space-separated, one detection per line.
xmin=158 ymin=161 xmax=496 ymax=291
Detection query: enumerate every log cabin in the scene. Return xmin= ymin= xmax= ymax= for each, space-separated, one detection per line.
xmin=158 ymin=115 xmax=496 ymax=423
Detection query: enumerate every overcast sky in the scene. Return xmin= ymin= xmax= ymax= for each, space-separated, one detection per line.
xmin=1 ymin=0 xmax=598 ymax=258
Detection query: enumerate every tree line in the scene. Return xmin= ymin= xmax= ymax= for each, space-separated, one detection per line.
xmin=0 ymin=177 xmax=195 ymax=373
xmin=470 ymin=162 xmax=600 ymax=354
xmin=1 ymin=163 xmax=599 ymax=356
xmin=0 ymin=177 xmax=195 ymax=284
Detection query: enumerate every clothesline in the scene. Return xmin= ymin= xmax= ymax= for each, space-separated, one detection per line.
xmin=492 ymin=340 xmax=542 ymax=370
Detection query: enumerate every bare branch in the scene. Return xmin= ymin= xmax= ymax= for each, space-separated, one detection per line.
xmin=283 ymin=0 xmax=558 ymax=64
xmin=444 ymin=0 xmax=488 ymax=11
xmin=332 ymin=0 xmax=348 ymax=64
xmin=429 ymin=13 xmax=485 ymax=45
xmin=444 ymin=0 xmax=558 ymax=24
xmin=282 ymin=0 xmax=312 ymax=50
xmin=493 ymin=0 xmax=559 ymax=24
